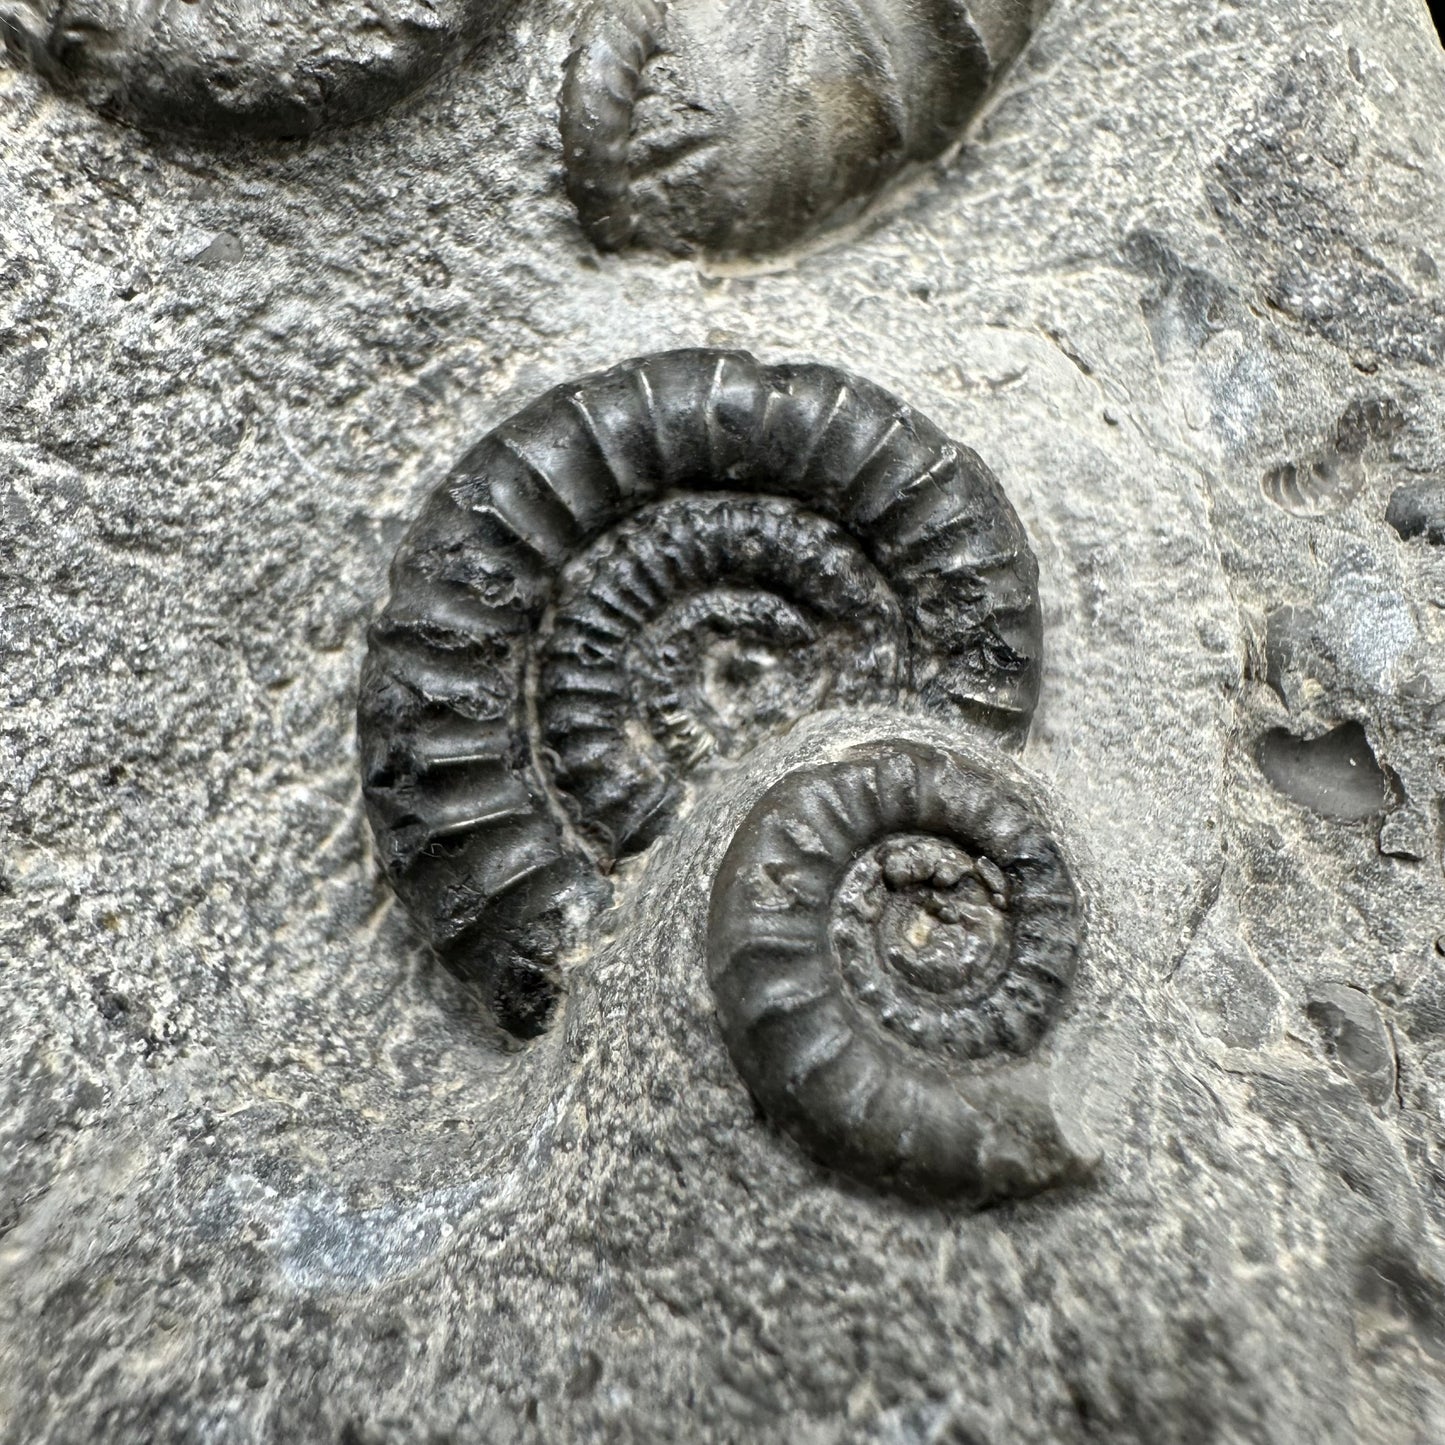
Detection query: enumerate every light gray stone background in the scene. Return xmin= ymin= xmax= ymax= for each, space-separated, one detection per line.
xmin=3 ymin=1 xmax=1445 ymax=1440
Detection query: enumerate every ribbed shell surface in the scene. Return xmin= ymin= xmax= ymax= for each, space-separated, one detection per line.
xmin=357 ymin=348 xmax=1042 ymax=1034
xmin=707 ymin=739 xmax=1086 ymax=1200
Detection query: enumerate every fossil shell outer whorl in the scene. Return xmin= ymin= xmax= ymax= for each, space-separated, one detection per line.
xmin=560 ymin=0 xmax=1050 ymax=258
xmin=0 ymin=0 xmax=490 ymax=138
xmin=559 ymin=0 xmax=667 ymax=252
xmin=707 ymin=739 xmax=1086 ymax=1200
xmin=358 ymin=348 xmax=1042 ymax=1036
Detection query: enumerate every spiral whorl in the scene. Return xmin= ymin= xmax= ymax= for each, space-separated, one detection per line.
xmin=559 ymin=0 xmax=1047 ymax=258
xmin=359 ymin=349 xmax=1042 ymax=1036
xmin=560 ymin=0 xmax=668 ymax=251
xmin=538 ymin=493 xmax=906 ymax=862
xmin=707 ymin=739 xmax=1085 ymax=1200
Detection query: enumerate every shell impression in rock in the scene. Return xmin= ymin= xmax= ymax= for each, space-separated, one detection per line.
xmin=708 ymin=738 xmax=1085 ymax=1200
xmin=0 ymin=0 xmax=493 ymax=138
xmin=560 ymin=0 xmax=1050 ymax=258
xmin=357 ymin=348 xmax=1042 ymax=1037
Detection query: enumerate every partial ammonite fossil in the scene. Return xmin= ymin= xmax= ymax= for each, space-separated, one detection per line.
xmin=358 ymin=348 xmax=1042 ymax=1036
xmin=0 ymin=0 xmax=501 ymax=137
xmin=561 ymin=0 xmax=1051 ymax=258
xmin=708 ymin=738 xmax=1087 ymax=1200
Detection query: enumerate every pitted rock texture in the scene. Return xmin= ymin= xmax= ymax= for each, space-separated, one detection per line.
xmin=3 ymin=1 xmax=1445 ymax=1442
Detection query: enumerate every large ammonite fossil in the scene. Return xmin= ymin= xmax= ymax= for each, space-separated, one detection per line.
xmin=0 ymin=0 xmax=500 ymax=137
xmin=358 ymin=348 xmax=1042 ymax=1037
xmin=560 ymin=0 xmax=1051 ymax=258
xmin=708 ymin=738 xmax=1086 ymax=1200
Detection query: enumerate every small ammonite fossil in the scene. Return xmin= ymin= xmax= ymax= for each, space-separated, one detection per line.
xmin=560 ymin=0 xmax=1051 ymax=258
xmin=358 ymin=348 xmax=1042 ymax=1036
xmin=0 ymin=0 xmax=501 ymax=138
xmin=707 ymin=738 xmax=1086 ymax=1200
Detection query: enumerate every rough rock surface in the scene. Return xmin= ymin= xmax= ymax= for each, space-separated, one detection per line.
xmin=3 ymin=1 xmax=1445 ymax=1440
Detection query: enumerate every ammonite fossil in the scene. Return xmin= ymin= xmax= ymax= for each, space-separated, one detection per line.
xmin=0 ymin=0 xmax=500 ymax=138
xmin=708 ymin=738 xmax=1086 ymax=1200
xmin=358 ymin=348 xmax=1042 ymax=1036
xmin=560 ymin=0 xmax=1051 ymax=258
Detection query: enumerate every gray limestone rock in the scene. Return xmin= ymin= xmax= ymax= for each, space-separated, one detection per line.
xmin=3 ymin=1 xmax=1445 ymax=1442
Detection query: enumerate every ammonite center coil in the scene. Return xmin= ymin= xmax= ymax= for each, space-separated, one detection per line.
xmin=357 ymin=348 xmax=1042 ymax=1037
xmin=708 ymin=738 xmax=1086 ymax=1201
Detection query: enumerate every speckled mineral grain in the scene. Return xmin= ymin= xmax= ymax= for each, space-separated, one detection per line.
xmin=3 ymin=1 xmax=1445 ymax=1442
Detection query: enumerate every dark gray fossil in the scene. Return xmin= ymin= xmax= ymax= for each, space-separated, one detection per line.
xmin=560 ymin=0 xmax=1050 ymax=258
xmin=0 ymin=0 xmax=502 ymax=138
xmin=708 ymin=738 xmax=1086 ymax=1200
xmin=539 ymin=493 xmax=908 ymax=863
xmin=357 ymin=348 xmax=1041 ymax=1037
